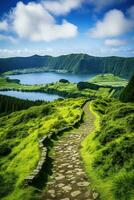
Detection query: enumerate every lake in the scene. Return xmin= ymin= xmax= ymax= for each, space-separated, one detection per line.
xmin=0 ymin=90 xmax=61 ymax=101
xmin=7 ymin=72 xmax=95 ymax=85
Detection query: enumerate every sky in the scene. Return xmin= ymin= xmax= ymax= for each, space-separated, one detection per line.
xmin=0 ymin=0 xmax=134 ymax=58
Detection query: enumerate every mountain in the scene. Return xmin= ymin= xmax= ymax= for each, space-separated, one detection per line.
xmin=120 ymin=74 xmax=134 ymax=102
xmin=0 ymin=54 xmax=134 ymax=78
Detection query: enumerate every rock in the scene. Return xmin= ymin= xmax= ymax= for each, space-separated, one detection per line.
xmin=57 ymin=183 xmax=65 ymax=187
xmin=71 ymin=180 xmax=76 ymax=184
xmin=76 ymin=171 xmax=85 ymax=175
xmin=55 ymin=174 xmax=65 ymax=181
xmin=48 ymin=189 xmax=55 ymax=196
xmin=71 ymin=190 xmax=81 ymax=197
xmin=84 ymin=191 xmax=91 ymax=198
xmin=67 ymin=165 xmax=73 ymax=169
xmin=62 ymin=185 xmax=72 ymax=192
xmin=77 ymin=181 xmax=89 ymax=187
xmin=93 ymin=192 xmax=99 ymax=199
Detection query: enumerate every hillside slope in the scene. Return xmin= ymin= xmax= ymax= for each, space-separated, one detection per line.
xmin=0 ymin=54 xmax=134 ymax=78
xmin=120 ymin=74 xmax=134 ymax=102
xmin=0 ymin=98 xmax=84 ymax=200
xmin=81 ymin=98 xmax=134 ymax=200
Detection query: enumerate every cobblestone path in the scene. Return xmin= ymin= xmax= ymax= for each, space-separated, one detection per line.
xmin=42 ymin=102 xmax=98 ymax=200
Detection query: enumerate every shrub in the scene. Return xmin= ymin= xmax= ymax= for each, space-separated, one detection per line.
xmin=112 ymin=172 xmax=134 ymax=200
xmin=113 ymin=106 xmax=134 ymax=119
xmin=99 ymin=126 xmax=126 ymax=145
xmin=40 ymin=105 xmax=55 ymax=115
xmin=77 ymin=81 xmax=100 ymax=90
xmin=59 ymin=79 xmax=70 ymax=83
xmin=0 ymin=143 xmax=11 ymax=156
xmin=0 ymin=173 xmax=16 ymax=198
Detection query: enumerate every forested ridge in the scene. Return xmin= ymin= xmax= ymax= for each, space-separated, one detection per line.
xmin=0 ymin=54 xmax=134 ymax=78
xmin=0 ymin=94 xmax=43 ymax=116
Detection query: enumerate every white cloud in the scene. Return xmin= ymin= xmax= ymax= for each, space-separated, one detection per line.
xmin=43 ymin=0 xmax=125 ymax=15
xmin=0 ymin=48 xmax=54 ymax=58
xmin=0 ymin=20 xmax=8 ymax=31
xmin=89 ymin=9 xmax=133 ymax=38
xmin=12 ymin=2 xmax=78 ymax=42
xmin=0 ymin=1 xmax=78 ymax=42
xmin=104 ymin=39 xmax=127 ymax=46
xmin=43 ymin=0 xmax=82 ymax=15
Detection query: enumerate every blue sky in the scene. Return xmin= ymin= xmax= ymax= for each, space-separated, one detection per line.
xmin=0 ymin=0 xmax=134 ymax=57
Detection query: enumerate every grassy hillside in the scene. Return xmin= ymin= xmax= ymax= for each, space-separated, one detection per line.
xmin=0 ymin=54 xmax=134 ymax=78
xmin=0 ymin=77 xmax=114 ymax=99
xmin=120 ymin=74 xmax=134 ymax=102
xmin=43 ymin=81 xmax=112 ymax=98
xmin=0 ymin=98 xmax=85 ymax=200
xmin=90 ymin=74 xmax=128 ymax=87
xmin=81 ymin=98 xmax=134 ymax=200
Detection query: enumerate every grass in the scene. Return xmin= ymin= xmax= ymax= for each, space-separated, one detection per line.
xmin=90 ymin=74 xmax=128 ymax=87
xmin=0 ymin=73 xmax=132 ymax=200
xmin=0 ymin=76 xmax=113 ymax=99
xmin=0 ymin=98 xmax=85 ymax=200
xmin=81 ymin=98 xmax=134 ymax=200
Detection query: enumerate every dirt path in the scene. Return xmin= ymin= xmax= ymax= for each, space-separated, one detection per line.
xmin=42 ymin=102 xmax=98 ymax=200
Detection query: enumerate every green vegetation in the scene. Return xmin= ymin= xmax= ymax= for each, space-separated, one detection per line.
xmin=120 ymin=74 xmax=134 ymax=102
xmin=0 ymin=94 xmax=42 ymax=116
xmin=0 ymin=76 xmax=113 ymax=99
xmin=0 ymin=98 xmax=85 ymax=200
xmin=0 ymin=77 xmax=20 ymax=88
xmin=77 ymin=81 xmax=100 ymax=90
xmin=81 ymin=98 xmax=134 ymax=200
xmin=43 ymin=81 xmax=112 ymax=98
xmin=0 ymin=54 xmax=134 ymax=78
xmin=0 ymin=72 xmax=132 ymax=200
xmin=90 ymin=73 xmax=128 ymax=87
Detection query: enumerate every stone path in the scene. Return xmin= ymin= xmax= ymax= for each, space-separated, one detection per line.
xmin=42 ymin=102 xmax=98 ymax=200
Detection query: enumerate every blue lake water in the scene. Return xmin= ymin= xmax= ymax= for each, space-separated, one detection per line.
xmin=0 ymin=90 xmax=61 ymax=101
xmin=3 ymin=72 xmax=96 ymax=101
xmin=7 ymin=72 xmax=95 ymax=85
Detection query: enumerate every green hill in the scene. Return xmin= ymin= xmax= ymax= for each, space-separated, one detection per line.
xmin=90 ymin=73 xmax=128 ymax=87
xmin=0 ymin=98 xmax=84 ymax=200
xmin=0 ymin=54 xmax=134 ymax=78
xmin=120 ymin=74 xmax=134 ymax=102
xmin=81 ymin=98 xmax=134 ymax=200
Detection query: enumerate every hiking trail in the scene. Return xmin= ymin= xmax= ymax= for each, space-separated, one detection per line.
xmin=42 ymin=102 xmax=98 ymax=200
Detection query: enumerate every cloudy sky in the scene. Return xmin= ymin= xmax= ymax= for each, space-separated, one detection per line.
xmin=0 ymin=0 xmax=134 ymax=57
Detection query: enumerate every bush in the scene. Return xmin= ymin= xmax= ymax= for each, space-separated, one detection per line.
xmin=113 ymin=106 xmax=134 ymax=119
xmin=0 ymin=143 xmax=11 ymax=156
xmin=93 ymin=136 xmax=134 ymax=176
xmin=77 ymin=81 xmax=100 ymax=90
xmin=126 ymin=115 xmax=134 ymax=132
xmin=99 ymin=126 xmax=126 ymax=145
xmin=59 ymin=79 xmax=70 ymax=83
xmin=40 ymin=105 xmax=55 ymax=115
xmin=0 ymin=173 xmax=16 ymax=198
xmin=112 ymin=172 xmax=134 ymax=200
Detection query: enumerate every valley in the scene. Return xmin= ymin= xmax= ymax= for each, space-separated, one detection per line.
xmin=0 ymin=70 xmax=133 ymax=200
